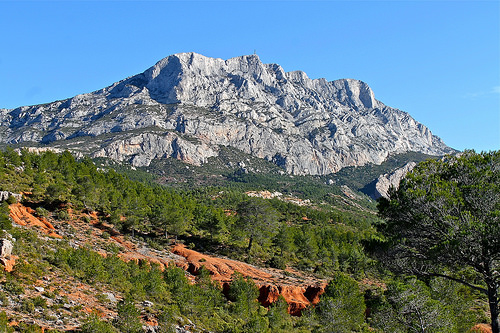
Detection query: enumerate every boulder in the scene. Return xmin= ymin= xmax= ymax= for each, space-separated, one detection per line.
xmin=372 ymin=161 xmax=417 ymax=199
xmin=0 ymin=238 xmax=13 ymax=258
xmin=103 ymin=292 xmax=117 ymax=303
xmin=0 ymin=237 xmax=15 ymax=272
xmin=0 ymin=191 xmax=22 ymax=202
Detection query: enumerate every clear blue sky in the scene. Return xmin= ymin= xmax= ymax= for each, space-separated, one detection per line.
xmin=1 ymin=0 xmax=499 ymax=152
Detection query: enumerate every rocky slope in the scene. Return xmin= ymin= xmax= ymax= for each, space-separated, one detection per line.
xmin=171 ymin=244 xmax=326 ymax=316
xmin=0 ymin=53 xmax=455 ymax=175
xmin=1 ymin=200 xmax=327 ymax=331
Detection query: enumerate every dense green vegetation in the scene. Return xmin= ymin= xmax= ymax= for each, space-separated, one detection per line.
xmin=102 ymin=145 xmax=380 ymax=209
xmin=378 ymin=150 xmax=500 ymax=332
xmin=0 ymin=148 xmax=377 ymax=274
xmin=0 ymin=148 xmax=492 ymax=332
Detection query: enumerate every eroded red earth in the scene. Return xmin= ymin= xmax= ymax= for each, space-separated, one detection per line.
xmin=4 ymin=203 xmax=325 ymax=316
xmin=1 ymin=203 xmax=492 ymax=331
xmin=172 ymin=244 xmax=326 ymax=315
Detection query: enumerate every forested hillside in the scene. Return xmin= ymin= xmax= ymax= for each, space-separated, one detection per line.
xmin=0 ymin=149 xmax=491 ymax=332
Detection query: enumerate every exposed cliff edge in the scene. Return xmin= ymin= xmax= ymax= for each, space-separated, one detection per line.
xmin=363 ymin=161 xmax=418 ymax=199
xmin=0 ymin=53 xmax=455 ymax=175
xmin=172 ymin=244 xmax=326 ymax=316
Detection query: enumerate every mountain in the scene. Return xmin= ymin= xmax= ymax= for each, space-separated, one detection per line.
xmin=0 ymin=52 xmax=455 ymax=175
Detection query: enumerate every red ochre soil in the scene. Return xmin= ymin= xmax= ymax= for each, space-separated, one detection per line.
xmin=172 ymin=244 xmax=326 ymax=315
xmin=3 ymin=203 xmax=63 ymax=272
xmin=0 ymin=255 xmax=17 ymax=272
xmin=5 ymin=203 xmax=325 ymax=315
xmin=9 ymin=203 xmax=62 ymax=239
xmin=471 ymin=324 xmax=492 ymax=333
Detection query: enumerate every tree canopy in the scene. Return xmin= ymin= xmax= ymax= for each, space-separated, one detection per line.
xmin=2 ymin=148 xmax=488 ymax=331
xmin=235 ymin=198 xmax=279 ymax=252
xmin=378 ymin=150 xmax=500 ymax=332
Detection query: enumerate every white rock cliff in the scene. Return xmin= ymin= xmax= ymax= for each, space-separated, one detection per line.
xmin=373 ymin=162 xmax=418 ymax=199
xmin=0 ymin=53 xmax=455 ymax=175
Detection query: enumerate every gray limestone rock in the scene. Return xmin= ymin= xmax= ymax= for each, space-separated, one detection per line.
xmin=103 ymin=292 xmax=117 ymax=303
xmin=0 ymin=53 xmax=455 ymax=175
xmin=0 ymin=191 xmax=22 ymax=203
xmin=373 ymin=161 xmax=417 ymax=199
xmin=0 ymin=238 xmax=13 ymax=259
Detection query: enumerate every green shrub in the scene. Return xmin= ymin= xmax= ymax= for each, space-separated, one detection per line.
xmin=5 ymin=195 xmax=17 ymax=205
xmin=267 ymin=296 xmax=293 ymax=332
xmin=42 ymin=291 xmax=56 ymax=299
xmin=35 ymin=207 xmax=49 ymax=218
xmin=0 ymin=202 xmax=12 ymax=230
xmin=0 ymin=292 xmax=9 ymax=306
xmin=269 ymin=255 xmax=287 ymax=270
xmin=146 ymin=239 xmax=163 ymax=251
xmin=32 ymin=295 xmax=47 ymax=308
xmin=20 ymin=298 xmax=35 ymax=313
xmin=114 ymin=297 xmax=143 ymax=333
xmin=18 ymin=323 xmax=44 ymax=333
xmin=228 ymin=273 xmax=260 ymax=323
xmin=81 ymin=315 xmax=119 ymax=333
xmin=315 ymin=272 xmax=366 ymax=333
xmin=56 ymin=209 xmax=70 ymax=221
xmin=3 ymin=280 xmax=25 ymax=295
xmin=0 ymin=311 xmax=14 ymax=333
xmin=105 ymin=243 xmax=121 ymax=254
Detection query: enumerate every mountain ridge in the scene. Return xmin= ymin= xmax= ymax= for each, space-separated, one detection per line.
xmin=0 ymin=52 xmax=455 ymax=175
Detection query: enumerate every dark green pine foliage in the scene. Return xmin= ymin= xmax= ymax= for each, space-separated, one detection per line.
xmin=314 ymin=272 xmax=366 ymax=333
xmin=0 ymin=202 xmax=11 ymax=230
xmin=378 ymin=150 xmax=500 ymax=333
xmin=234 ymin=198 xmax=279 ymax=252
xmin=2 ymin=147 xmax=487 ymax=332
xmin=115 ymin=296 xmax=143 ymax=333
xmin=0 ymin=148 xmax=382 ymax=280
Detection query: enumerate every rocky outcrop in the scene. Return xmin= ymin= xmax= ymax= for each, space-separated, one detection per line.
xmin=0 ymin=53 xmax=455 ymax=175
xmin=258 ymin=284 xmax=326 ymax=316
xmin=92 ymin=132 xmax=217 ymax=167
xmin=0 ymin=236 xmax=15 ymax=272
xmin=172 ymin=243 xmax=273 ymax=283
xmin=172 ymin=244 xmax=326 ymax=315
xmin=371 ymin=161 xmax=417 ymax=199
xmin=9 ymin=203 xmax=62 ymax=239
xmin=0 ymin=191 xmax=22 ymax=203
xmin=0 ymin=238 xmax=13 ymax=258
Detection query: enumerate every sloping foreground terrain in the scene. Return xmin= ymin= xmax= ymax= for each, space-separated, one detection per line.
xmin=0 ymin=150 xmax=491 ymax=332
xmin=0 ymin=201 xmax=329 ymax=331
xmin=0 ymin=200 xmax=492 ymax=333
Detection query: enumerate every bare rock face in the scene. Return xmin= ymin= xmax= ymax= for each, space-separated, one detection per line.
xmin=0 ymin=191 xmax=22 ymax=203
xmin=0 ymin=236 xmax=15 ymax=272
xmin=373 ymin=161 xmax=417 ymax=199
xmin=92 ymin=132 xmax=217 ymax=167
xmin=0 ymin=53 xmax=455 ymax=175
xmin=0 ymin=238 xmax=13 ymax=259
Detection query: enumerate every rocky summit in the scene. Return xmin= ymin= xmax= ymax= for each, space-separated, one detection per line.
xmin=0 ymin=53 xmax=455 ymax=175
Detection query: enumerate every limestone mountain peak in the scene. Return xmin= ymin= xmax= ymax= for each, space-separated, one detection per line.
xmin=0 ymin=53 xmax=455 ymax=175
